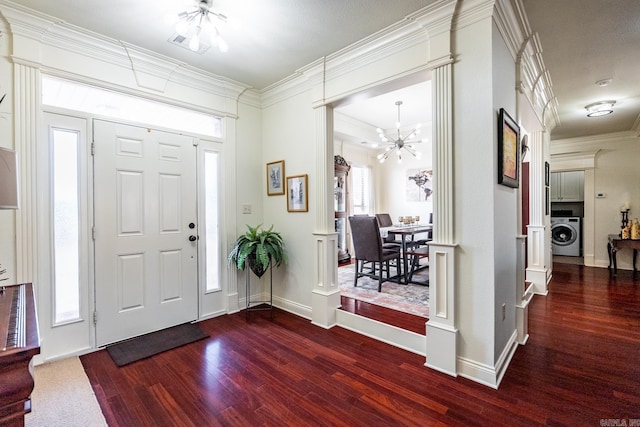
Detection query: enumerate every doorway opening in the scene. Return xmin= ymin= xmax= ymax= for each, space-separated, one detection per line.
xmin=332 ymin=79 xmax=433 ymax=333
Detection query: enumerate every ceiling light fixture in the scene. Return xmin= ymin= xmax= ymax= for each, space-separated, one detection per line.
xmin=585 ymin=100 xmax=616 ymax=117
xmin=175 ymin=0 xmax=228 ymax=53
xmin=376 ymin=101 xmax=422 ymax=164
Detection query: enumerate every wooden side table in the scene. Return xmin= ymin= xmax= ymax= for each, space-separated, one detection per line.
xmin=607 ymin=234 xmax=639 ymax=278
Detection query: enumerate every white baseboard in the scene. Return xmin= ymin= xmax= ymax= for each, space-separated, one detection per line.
xmin=457 ymin=329 xmax=518 ymax=389
xmin=273 ymin=295 xmax=312 ymax=320
xmin=336 ymin=309 xmax=426 ymax=356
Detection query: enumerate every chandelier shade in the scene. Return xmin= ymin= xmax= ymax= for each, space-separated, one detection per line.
xmin=376 ymin=101 xmax=422 ymax=164
xmin=174 ymin=0 xmax=228 ymax=53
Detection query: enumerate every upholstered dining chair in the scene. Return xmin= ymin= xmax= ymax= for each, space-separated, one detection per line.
xmin=375 ymin=213 xmax=402 ymax=249
xmin=349 ymin=215 xmax=401 ymax=291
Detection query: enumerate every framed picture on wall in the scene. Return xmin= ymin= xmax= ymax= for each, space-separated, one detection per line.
xmin=287 ymin=174 xmax=308 ymax=212
xmin=545 ymin=161 xmax=550 ymax=186
xmin=266 ymin=160 xmax=285 ymax=196
xmin=497 ymin=108 xmax=520 ymax=188
xmin=545 ymin=186 xmax=550 ymax=215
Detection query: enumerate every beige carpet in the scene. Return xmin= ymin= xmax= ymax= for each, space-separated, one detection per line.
xmin=25 ymin=356 xmax=107 ymax=427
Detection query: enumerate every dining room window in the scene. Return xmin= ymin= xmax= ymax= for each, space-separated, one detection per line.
xmin=351 ymin=165 xmax=372 ymax=215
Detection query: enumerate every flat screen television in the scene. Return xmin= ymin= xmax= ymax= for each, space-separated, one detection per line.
xmin=0 ymin=147 xmax=19 ymax=209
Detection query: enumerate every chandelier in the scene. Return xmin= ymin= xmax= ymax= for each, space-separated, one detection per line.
xmin=175 ymin=0 xmax=228 ymax=53
xmin=376 ymin=101 xmax=422 ymax=163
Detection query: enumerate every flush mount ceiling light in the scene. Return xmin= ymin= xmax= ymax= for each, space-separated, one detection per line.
xmin=585 ymin=100 xmax=616 ymax=117
xmin=174 ymin=0 xmax=228 ymax=53
xmin=376 ymin=101 xmax=423 ymax=164
xmin=595 ymin=78 xmax=612 ymax=87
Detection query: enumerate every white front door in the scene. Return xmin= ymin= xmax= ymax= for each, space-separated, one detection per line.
xmin=93 ymin=120 xmax=198 ymax=346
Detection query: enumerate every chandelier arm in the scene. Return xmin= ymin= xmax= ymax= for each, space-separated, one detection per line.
xmin=404 ymin=146 xmax=418 ymax=157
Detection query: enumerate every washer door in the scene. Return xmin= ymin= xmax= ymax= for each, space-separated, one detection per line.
xmin=551 ymin=223 xmax=578 ymax=246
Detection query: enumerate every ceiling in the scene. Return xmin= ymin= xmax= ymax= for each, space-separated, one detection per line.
xmin=3 ymin=0 xmax=639 ymax=141
xmin=523 ymin=0 xmax=640 ymax=140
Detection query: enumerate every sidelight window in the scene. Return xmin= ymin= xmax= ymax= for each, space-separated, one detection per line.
xmin=52 ymin=128 xmax=81 ymax=323
xmin=203 ymin=150 xmax=221 ymax=292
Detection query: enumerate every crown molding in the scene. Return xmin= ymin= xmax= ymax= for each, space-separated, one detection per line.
xmin=549 ymin=151 xmax=600 ymax=171
xmin=550 ymin=130 xmax=639 ymax=156
xmin=262 ymin=2 xmax=458 ymax=109
xmin=454 ymin=0 xmax=496 ymax=31
xmin=0 ymin=1 xmax=249 ymax=105
xmin=493 ymin=0 xmax=559 ymax=132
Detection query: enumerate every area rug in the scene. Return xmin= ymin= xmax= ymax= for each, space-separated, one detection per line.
xmin=338 ymin=263 xmax=429 ymax=318
xmin=25 ymin=357 xmax=107 ymax=427
xmin=107 ymin=322 xmax=208 ymax=367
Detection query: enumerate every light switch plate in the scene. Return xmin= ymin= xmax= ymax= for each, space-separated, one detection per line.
xmin=242 ymin=204 xmax=252 ymax=214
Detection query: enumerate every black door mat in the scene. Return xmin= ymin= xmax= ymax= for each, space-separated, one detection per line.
xmin=106 ymin=322 xmax=208 ymax=367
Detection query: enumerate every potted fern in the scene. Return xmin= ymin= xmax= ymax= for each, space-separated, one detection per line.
xmin=228 ymin=224 xmax=287 ymax=278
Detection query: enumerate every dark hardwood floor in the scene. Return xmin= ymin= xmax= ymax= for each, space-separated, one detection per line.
xmin=81 ymin=263 xmax=640 ymax=426
xmin=339 ymin=295 xmax=427 ymax=334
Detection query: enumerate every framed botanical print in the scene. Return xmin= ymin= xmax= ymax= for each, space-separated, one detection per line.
xmin=286 ymin=174 xmax=308 ymax=212
xmin=266 ymin=160 xmax=285 ymax=196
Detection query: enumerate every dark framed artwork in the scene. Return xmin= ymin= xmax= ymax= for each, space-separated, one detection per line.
xmin=497 ymin=108 xmax=520 ymax=188
xmin=266 ymin=160 xmax=285 ymax=196
xmin=287 ymin=174 xmax=308 ymax=212
xmin=545 ymin=186 xmax=550 ymax=216
xmin=544 ymin=161 xmax=550 ymax=186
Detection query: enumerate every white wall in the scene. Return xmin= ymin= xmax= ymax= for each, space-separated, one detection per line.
xmin=0 ymin=28 xmax=16 ymax=284
xmin=235 ymin=99 xmax=265 ymax=302
xmin=594 ymin=141 xmax=640 ymax=267
xmin=336 ymin=139 xmax=434 ymax=221
xmin=376 ymin=143 xmax=434 ymax=222
xmin=452 ymin=15 xmax=497 ymax=368
xmin=491 ymin=22 xmax=518 ymax=362
xmin=262 ymin=89 xmax=317 ymax=314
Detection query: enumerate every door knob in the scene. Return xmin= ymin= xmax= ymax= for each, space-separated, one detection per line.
xmin=189 ymin=235 xmax=198 ymax=242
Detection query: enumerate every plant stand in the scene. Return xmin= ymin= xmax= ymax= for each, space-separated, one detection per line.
xmin=245 ymin=264 xmax=273 ymax=320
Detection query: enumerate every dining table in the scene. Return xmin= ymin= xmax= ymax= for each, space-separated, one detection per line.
xmin=384 ymin=224 xmax=433 ymax=284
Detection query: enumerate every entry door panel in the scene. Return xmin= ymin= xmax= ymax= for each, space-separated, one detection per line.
xmin=94 ymin=120 xmax=198 ymax=346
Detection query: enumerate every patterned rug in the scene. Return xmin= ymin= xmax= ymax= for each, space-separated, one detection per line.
xmin=338 ymin=263 xmax=429 ymax=318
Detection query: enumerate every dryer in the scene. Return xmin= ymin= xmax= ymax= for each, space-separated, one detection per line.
xmin=551 ymin=217 xmax=581 ymax=256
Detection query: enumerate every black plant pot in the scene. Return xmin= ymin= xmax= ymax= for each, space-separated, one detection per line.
xmin=248 ymin=255 xmax=268 ymax=278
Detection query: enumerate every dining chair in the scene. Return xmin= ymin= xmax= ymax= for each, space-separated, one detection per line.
xmin=349 ymin=215 xmax=401 ymax=291
xmin=405 ymin=246 xmax=429 ymax=285
xmin=375 ymin=213 xmax=402 ymax=249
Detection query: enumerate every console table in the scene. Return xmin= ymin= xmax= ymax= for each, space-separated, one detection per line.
xmin=607 ymin=234 xmax=639 ymax=278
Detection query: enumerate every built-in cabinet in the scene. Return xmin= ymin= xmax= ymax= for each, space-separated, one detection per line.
xmin=550 ymin=171 xmax=584 ymax=202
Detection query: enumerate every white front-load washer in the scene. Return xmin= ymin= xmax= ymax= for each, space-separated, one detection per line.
xmin=551 ymin=217 xmax=581 ymax=256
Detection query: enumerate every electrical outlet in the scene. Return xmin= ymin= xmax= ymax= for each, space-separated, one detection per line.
xmin=242 ymin=204 xmax=252 ymax=214
xmin=502 ymin=303 xmax=506 ymax=321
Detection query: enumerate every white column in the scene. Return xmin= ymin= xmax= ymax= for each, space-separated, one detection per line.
xmin=14 ymin=63 xmax=40 ymax=285
xmin=311 ymin=105 xmax=341 ymax=328
xmin=525 ymin=130 xmax=549 ymax=294
xmin=426 ymin=62 xmax=458 ymax=376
